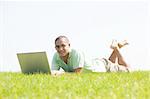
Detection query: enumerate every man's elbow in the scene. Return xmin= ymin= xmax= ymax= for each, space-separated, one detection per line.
xmin=74 ymin=67 xmax=83 ymax=73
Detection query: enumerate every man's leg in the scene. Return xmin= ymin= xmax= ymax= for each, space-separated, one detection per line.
xmin=103 ymin=40 xmax=130 ymax=72
xmin=113 ymin=48 xmax=128 ymax=67
xmin=103 ymin=51 xmax=129 ymax=72
xmin=109 ymin=40 xmax=129 ymax=66
xmin=108 ymin=50 xmax=117 ymax=63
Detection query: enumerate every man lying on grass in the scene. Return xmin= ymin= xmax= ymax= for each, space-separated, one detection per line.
xmin=51 ymin=35 xmax=130 ymax=76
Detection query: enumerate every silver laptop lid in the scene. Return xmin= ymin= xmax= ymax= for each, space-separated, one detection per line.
xmin=17 ymin=52 xmax=51 ymax=74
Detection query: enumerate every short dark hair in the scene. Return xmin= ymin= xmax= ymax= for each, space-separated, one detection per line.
xmin=55 ymin=35 xmax=70 ymax=44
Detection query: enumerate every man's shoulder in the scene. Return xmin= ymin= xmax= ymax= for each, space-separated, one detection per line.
xmin=70 ymin=49 xmax=84 ymax=56
xmin=71 ymin=49 xmax=82 ymax=53
xmin=71 ymin=49 xmax=79 ymax=53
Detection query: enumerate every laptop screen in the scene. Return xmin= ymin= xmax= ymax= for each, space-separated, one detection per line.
xmin=17 ymin=52 xmax=51 ymax=74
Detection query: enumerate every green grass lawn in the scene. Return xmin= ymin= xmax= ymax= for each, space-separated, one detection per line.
xmin=0 ymin=71 xmax=150 ymax=99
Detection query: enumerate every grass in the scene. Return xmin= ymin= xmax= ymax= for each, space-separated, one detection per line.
xmin=0 ymin=71 xmax=150 ymax=99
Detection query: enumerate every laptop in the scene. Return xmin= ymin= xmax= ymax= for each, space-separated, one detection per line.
xmin=17 ymin=51 xmax=51 ymax=74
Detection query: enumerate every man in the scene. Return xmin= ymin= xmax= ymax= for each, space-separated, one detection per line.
xmin=51 ymin=36 xmax=130 ymax=76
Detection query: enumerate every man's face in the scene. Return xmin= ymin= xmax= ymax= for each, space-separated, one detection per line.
xmin=55 ymin=38 xmax=70 ymax=57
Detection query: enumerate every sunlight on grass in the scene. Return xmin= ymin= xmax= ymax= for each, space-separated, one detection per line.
xmin=0 ymin=71 xmax=150 ymax=98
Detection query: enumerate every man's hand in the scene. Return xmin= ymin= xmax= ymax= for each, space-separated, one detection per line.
xmin=74 ymin=67 xmax=83 ymax=73
xmin=51 ymin=70 xmax=65 ymax=76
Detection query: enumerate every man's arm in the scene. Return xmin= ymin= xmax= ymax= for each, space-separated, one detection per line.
xmin=51 ymin=53 xmax=62 ymax=76
xmin=72 ymin=50 xmax=85 ymax=73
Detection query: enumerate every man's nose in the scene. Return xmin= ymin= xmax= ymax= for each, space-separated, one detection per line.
xmin=58 ymin=46 xmax=63 ymax=50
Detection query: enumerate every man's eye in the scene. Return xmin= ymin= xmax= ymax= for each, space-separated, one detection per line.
xmin=56 ymin=46 xmax=60 ymax=48
xmin=56 ymin=45 xmax=66 ymax=48
xmin=62 ymin=45 xmax=66 ymax=47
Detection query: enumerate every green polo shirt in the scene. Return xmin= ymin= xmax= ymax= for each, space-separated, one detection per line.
xmin=51 ymin=49 xmax=91 ymax=72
